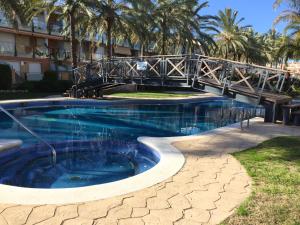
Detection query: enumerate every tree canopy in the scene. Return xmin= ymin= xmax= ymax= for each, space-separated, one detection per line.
xmin=1 ymin=0 xmax=300 ymax=67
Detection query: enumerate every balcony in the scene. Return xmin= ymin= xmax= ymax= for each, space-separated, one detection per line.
xmin=18 ymin=23 xmax=32 ymax=32
xmin=0 ymin=11 xmax=65 ymax=36
xmin=79 ymin=52 xmax=89 ymax=62
xmin=33 ymin=19 xmax=47 ymax=33
xmin=134 ymin=43 xmax=141 ymax=50
xmin=0 ymin=11 xmax=13 ymax=28
xmin=0 ymin=41 xmax=15 ymax=56
xmin=93 ymin=48 xmax=105 ymax=60
xmin=49 ymin=23 xmax=64 ymax=36
xmin=35 ymin=47 xmax=49 ymax=58
xmin=17 ymin=45 xmax=33 ymax=58
xmin=49 ymin=48 xmax=71 ymax=60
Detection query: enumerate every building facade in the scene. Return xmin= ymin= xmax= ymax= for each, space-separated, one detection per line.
xmin=0 ymin=11 xmax=137 ymax=83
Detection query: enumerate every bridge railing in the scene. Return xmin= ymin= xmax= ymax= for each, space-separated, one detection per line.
xmin=73 ymin=54 xmax=289 ymax=95
xmin=99 ymin=55 xmax=200 ymax=84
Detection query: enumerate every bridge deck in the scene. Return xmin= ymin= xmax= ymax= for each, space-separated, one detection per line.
xmin=198 ymin=78 xmax=292 ymax=104
xmin=73 ymin=54 xmax=294 ymax=106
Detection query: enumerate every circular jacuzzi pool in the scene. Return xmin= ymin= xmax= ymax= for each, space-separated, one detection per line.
xmin=0 ymin=141 xmax=159 ymax=189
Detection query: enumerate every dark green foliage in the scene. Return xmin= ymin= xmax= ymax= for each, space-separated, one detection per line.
xmin=17 ymin=80 xmax=72 ymax=93
xmin=0 ymin=64 xmax=12 ymax=90
xmin=43 ymin=71 xmax=58 ymax=81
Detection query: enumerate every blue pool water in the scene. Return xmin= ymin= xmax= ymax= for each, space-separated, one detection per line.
xmin=0 ymin=99 xmax=258 ymax=188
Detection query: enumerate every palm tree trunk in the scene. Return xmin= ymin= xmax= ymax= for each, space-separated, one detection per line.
xmin=161 ymin=14 xmax=167 ymax=55
xmin=140 ymin=42 xmax=144 ymax=57
xmin=162 ymin=32 xmax=166 ymax=55
xmin=107 ymin=18 xmax=113 ymax=59
xmin=69 ymin=11 xmax=77 ymax=70
xmin=90 ymin=42 xmax=94 ymax=63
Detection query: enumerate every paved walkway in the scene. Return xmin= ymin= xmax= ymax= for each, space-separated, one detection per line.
xmin=0 ymin=120 xmax=299 ymax=225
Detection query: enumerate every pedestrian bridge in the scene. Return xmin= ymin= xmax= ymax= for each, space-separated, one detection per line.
xmin=72 ymin=54 xmax=293 ymax=122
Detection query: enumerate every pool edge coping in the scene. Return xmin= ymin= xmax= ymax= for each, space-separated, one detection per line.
xmin=0 ymin=118 xmax=262 ymax=205
xmin=0 ymin=97 xmax=259 ymax=205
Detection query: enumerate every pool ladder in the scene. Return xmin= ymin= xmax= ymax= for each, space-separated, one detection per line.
xmin=0 ymin=106 xmax=57 ymax=165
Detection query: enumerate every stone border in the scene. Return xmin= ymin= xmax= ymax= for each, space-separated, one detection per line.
xmin=0 ymin=93 xmax=216 ymax=105
xmin=0 ymin=97 xmax=247 ymax=206
xmin=0 ymin=139 xmax=22 ymax=152
xmin=0 ymin=119 xmax=299 ymax=225
xmin=0 ymin=117 xmax=258 ymax=205
xmin=0 ymin=95 xmax=222 ymax=110
xmin=0 ymin=136 xmax=185 ymax=205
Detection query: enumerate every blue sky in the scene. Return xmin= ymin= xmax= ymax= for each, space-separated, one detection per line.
xmin=202 ymin=0 xmax=289 ymax=33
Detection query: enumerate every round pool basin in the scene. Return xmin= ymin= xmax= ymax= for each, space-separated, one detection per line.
xmin=0 ymin=97 xmax=258 ymax=204
xmin=0 ymin=141 xmax=159 ymax=189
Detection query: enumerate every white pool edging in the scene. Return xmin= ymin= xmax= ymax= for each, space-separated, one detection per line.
xmin=0 ymin=139 xmax=22 ymax=152
xmin=0 ymin=136 xmax=185 ymax=205
xmin=0 ymin=118 xmax=262 ymax=205
xmin=0 ymin=98 xmax=260 ymax=205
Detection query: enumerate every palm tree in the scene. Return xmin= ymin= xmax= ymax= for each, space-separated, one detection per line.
xmin=240 ymin=29 xmax=266 ymax=64
xmin=274 ymin=9 xmax=300 ymax=38
xmin=211 ymin=8 xmax=251 ymax=60
xmin=148 ymin=0 xmax=216 ymax=55
xmin=0 ymin=0 xmax=28 ymax=26
xmin=277 ymin=36 xmax=300 ymax=63
xmin=274 ymin=0 xmax=300 ymax=9
xmin=261 ymin=30 xmax=284 ymax=67
xmin=86 ymin=0 xmax=138 ymax=59
xmin=274 ymin=0 xmax=300 ymax=62
xmin=0 ymin=0 xmax=23 ymax=18
xmin=28 ymin=0 xmax=94 ymax=70
xmin=123 ymin=0 xmax=154 ymax=57
xmin=174 ymin=1 xmax=217 ymax=55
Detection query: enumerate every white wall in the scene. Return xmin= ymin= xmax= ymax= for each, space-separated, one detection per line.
xmin=27 ymin=63 xmax=43 ymax=81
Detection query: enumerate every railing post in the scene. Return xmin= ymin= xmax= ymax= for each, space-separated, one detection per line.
xmin=131 ymin=59 xmax=134 ymax=84
xmin=185 ymin=56 xmax=189 ymax=86
xmin=240 ymin=108 xmax=244 ymax=130
xmin=247 ymin=109 xmax=250 ymax=128
xmin=192 ymin=58 xmax=202 ymax=88
xmin=160 ymin=56 xmax=166 ymax=86
xmin=256 ymin=70 xmax=263 ymax=92
xmin=257 ymin=71 xmax=268 ymax=105
xmin=221 ymin=63 xmax=228 ymax=95
xmin=279 ymin=73 xmax=286 ymax=93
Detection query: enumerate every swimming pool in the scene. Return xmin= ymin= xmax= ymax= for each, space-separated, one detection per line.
xmin=0 ymin=98 xmax=259 ymax=190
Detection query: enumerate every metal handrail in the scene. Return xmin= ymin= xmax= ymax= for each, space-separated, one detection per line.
xmin=0 ymin=106 xmax=57 ymax=165
xmin=73 ymin=54 xmax=289 ymax=73
xmin=72 ymin=54 xmax=290 ymax=97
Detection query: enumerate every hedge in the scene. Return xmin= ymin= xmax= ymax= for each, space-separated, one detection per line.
xmin=43 ymin=71 xmax=58 ymax=81
xmin=17 ymin=80 xmax=72 ymax=93
xmin=0 ymin=64 xmax=12 ymax=90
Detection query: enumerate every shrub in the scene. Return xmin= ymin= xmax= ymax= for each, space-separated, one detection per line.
xmin=17 ymin=80 xmax=72 ymax=93
xmin=43 ymin=71 xmax=58 ymax=81
xmin=0 ymin=64 xmax=12 ymax=90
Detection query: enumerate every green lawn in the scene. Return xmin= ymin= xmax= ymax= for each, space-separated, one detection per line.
xmin=0 ymin=92 xmax=61 ymax=100
xmin=108 ymin=91 xmax=196 ymax=99
xmin=223 ymin=137 xmax=300 ymax=225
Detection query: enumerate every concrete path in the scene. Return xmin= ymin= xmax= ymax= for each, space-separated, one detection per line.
xmin=0 ymin=120 xmax=299 ymax=225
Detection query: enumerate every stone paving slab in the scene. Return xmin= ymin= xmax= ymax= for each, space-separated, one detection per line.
xmin=0 ymin=120 xmax=299 ymax=225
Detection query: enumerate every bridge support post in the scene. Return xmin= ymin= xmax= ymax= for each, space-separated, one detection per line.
xmin=263 ymin=102 xmax=283 ymax=123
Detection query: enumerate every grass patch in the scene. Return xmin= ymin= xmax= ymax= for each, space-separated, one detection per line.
xmin=0 ymin=92 xmax=61 ymax=100
xmin=224 ymin=136 xmax=300 ymax=225
xmin=108 ymin=91 xmax=196 ymax=99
